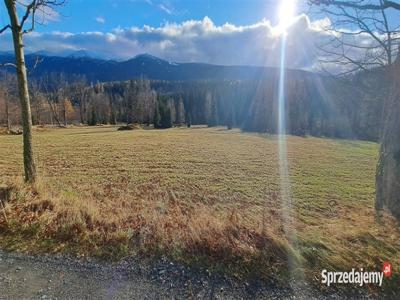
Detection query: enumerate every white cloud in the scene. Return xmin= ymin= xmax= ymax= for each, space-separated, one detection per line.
xmin=95 ymin=16 xmax=106 ymax=24
xmin=142 ymin=0 xmax=177 ymax=15
xmin=158 ymin=4 xmax=173 ymax=15
xmin=0 ymin=15 xmax=379 ymax=71
xmin=27 ymin=5 xmax=60 ymax=25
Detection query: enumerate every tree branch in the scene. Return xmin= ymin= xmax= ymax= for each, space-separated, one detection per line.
xmin=20 ymin=0 xmax=38 ymax=30
xmin=0 ymin=63 xmax=17 ymax=69
xmin=17 ymin=0 xmax=66 ymax=35
xmin=0 ymin=24 xmax=11 ymax=34
xmin=310 ymin=0 xmax=400 ymax=11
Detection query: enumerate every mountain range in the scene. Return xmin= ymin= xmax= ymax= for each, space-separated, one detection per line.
xmin=0 ymin=52 xmax=316 ymax=82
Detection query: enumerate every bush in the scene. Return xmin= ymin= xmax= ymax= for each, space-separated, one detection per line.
xmin=10 ymin=129 xmax=22 ymax=135
xmin=154 ymin=95 xmax=172 ymax=129
xmin=117 ymin=124 xmax=140 ymax=131
xmin=88 ymin=108 xmax=97 ymax=126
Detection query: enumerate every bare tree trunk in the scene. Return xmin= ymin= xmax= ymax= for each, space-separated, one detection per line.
xmin=376 ymin=63 xmax=400 ymax=219
xmin=47 ymin=98 xmax=62 ymax=127
xmin=77 ymin=89 xmax=87 ymax=124
xmin=62 ymin=102 xmax=67 ymax=126
xmin=36 ymin=103 xmax=41 ymax=125
xmin=5 ymin=94 xmax=11 ymax=133
xmin=109 ymin=94 xmax=116 ymax=125
xmin=3 ymin=73 xmax=11 ymax=133
xmin=79 ymin=101 xmax=85 ymax=124
xmin=5 ymin=0 xmax=37 ymax=183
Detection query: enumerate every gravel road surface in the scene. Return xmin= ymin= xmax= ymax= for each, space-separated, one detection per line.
xmin=0 ymin=250 xmax=379 ymax=299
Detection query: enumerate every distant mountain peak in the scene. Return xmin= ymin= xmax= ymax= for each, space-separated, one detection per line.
xmin=134 ymin=53 xmax=162 ymax=60
xmin=67 ymin=50 xmax=96 ymax=58
xmin=131 ymin=53 xmax=170 ymax=64
xmin=0 ymin=50 xmax=14 ymax=56
xmin=27 ymin=49 xmax=106 ymax=60
xmin=131 ymin=54 xmax=181 ymax=67
xmin=0 ymin=51 xmax=311 ymax=82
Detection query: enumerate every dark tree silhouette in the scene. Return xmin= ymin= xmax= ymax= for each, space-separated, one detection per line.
xmin=309 ymin=0 xmax=400 ymax=219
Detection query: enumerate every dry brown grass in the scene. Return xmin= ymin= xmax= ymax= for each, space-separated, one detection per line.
xmin=0 ymin=127 xmax=8 ymax=135
xmin=0 ymin=176 xmax=294 ymax=279
xmin=0 ymin=126 xmax=399 ymax=289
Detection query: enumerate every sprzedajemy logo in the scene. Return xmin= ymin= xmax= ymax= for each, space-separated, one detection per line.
xmin=321 ymin=262 xmax=392 ymax=287
xmin=382 ymin=262 xmax=392 ymax=278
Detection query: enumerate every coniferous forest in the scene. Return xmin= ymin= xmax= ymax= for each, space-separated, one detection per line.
xmin=0 ymin=67 xmax=386 ymax=141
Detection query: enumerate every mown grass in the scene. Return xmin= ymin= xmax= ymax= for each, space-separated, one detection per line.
xmin=0 ymin=126 xmax=399 ymax=292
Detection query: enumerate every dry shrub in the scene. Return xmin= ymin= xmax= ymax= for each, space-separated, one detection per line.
xmin=118 ymin=185 xmax=298 ymax=276
xmin=117 ymin=124 xmax=141 ymax=131
xmin=0 ymin=126 xmax=22 ymax=135
xmin=0 ymin=127 xmax=8 ymax=135
xmin=0 ymin=177 xmax=298 ymax=278
xmin=33 ymin=125 xmax=52 ymax=132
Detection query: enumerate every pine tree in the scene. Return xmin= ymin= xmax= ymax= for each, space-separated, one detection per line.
xmin=153 ymin=100 xmax=161 ymax=128
xmin=186 ymin=113 xmax=192 ymax=128
xmin=110 ymin=109 xmax=117 ymax=125
xmin=88 ymin=107 xmax=97 ymax=126
xmin=160 ymin=106 xmax=172 ymax=129
xmin=226 ymin=108 xmax=233 ymax=130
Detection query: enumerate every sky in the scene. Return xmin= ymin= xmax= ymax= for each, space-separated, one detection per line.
xmin=0 ymin=0 xmax=399 ymax=70
xmin=1 ymin=0 xmax=308 ymax=33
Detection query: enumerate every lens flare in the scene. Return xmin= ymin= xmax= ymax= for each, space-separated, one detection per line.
xmin=277 ymin=0 xmax=297 ymax=34
xmin=276 ymin=0 xmax=304 ymax=286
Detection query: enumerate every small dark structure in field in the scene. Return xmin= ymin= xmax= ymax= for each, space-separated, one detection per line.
xmin=117 ymin=124 xmax=141 ymax=131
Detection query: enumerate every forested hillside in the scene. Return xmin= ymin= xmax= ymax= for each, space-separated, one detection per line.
xmin=0 ymin=52 xmax=307 ymax=82
xmin=0 ymin=54 xmax=387 ymax=141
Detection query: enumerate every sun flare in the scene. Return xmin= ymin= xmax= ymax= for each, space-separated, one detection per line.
xmin=276 ymin=0 xmax=297 ymax=34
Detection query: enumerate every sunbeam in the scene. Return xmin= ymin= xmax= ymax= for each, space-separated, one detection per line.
xmin=276 ymin=0 xmax=297 ymax=34
xmin=276 ymin=0 xmax=305 ymax=287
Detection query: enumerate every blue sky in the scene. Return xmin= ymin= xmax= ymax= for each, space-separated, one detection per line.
xmin=21 ymin=0 xmax=308 ymax=33
xmin=0 ymin=0 xmax=398 ymax=70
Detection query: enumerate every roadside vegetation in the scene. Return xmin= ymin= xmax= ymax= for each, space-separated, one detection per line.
xmin=0 ymin=126 xmax=399 ymax=292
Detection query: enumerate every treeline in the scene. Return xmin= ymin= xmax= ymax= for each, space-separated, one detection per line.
xmin=0 ymin=70 xmax=385 ymax=141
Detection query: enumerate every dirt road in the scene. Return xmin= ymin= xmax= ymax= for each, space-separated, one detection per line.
xmin=0 ymin=250 xmax=374 ymax=299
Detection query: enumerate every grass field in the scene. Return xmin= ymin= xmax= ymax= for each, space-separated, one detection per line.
xmin=0 ymin=126 xmax=399 ymax=290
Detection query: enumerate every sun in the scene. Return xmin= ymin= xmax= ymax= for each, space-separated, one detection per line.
xmin=276 ymin=0 xmax=297 ymax=34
